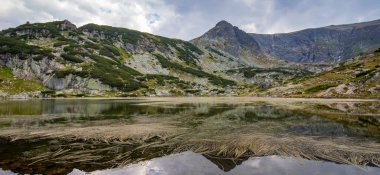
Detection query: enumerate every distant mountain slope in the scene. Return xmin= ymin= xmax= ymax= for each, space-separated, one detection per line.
xmin=265 ymin=49 xmax=380 ymax=98
xmin=251 ymin=19 xmax=380 ymax=63
xmin=191 ymin=21 xmax=287 ymax=68
xmin=193 ymin=19 xmax=380 ymax=64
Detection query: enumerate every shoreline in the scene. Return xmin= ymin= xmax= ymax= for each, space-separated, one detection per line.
xmin=2 ymin=96 xmax=379 ymax=102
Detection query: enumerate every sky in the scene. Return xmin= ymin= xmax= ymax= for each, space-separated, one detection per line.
xmin=1 ymin=0 xmax=380 ymax=40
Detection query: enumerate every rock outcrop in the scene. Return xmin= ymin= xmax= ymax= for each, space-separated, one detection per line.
xmin=251 ymin=19 xmax=380 ymax=63
xmin=193 ymin=19 xmax=380 ymax=64
xmin=191 ymin=21 xmax=286 ymax=67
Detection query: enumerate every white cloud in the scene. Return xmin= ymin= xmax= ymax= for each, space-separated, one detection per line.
xmin=0 ymin=0 xmax=178 ymax=36
xmin=1 ymin=0 xmax=380 ymax=40
xmin=240 ymin=23 xmax=257 ymax=33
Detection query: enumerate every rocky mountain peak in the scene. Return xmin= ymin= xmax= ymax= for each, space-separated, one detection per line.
xmin=59 ymin=19 xmax=77 ymax=30
xmin=191 ymin=20 xmax=265 ymax=66
xmin=201 ymin=20 xmax=237 ymax=38
xmin=215 ymin=20 xmax=234 ymax=28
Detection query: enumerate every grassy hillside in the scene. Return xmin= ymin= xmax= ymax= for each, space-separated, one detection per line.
xmin=0 ymin=20 xmax=228 ymax=96
xmin=0 ymin=67 xmax=45 ymax=95
xmin=265 ymin=50 xmax=380 ymax=98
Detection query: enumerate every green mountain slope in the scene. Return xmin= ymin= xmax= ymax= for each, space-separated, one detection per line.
xmin=0 ymin=20 xmax=242 ymax=97
xmin=0 ymin=66 xmax=45 ymax=97
xmin=265 ymin=49 xmax=380 ymax=98
xmin=0 ymin=20 xmax=378 ymax=98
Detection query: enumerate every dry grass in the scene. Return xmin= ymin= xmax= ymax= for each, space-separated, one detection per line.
xmin=0 ymin=98 xmax=379 ymax=171
xmin=1 ymin=123 xmax=184 ymax=142
xmin=1 ymin=123 xmax=379 ymax=169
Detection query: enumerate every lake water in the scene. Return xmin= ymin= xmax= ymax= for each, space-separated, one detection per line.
xmin=0 ymin=97 xmax=379 ymax=175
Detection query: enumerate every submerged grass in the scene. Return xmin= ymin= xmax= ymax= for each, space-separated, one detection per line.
xmin=0 ymin=99 xmax=379 ymax=173
xmin=1 ymin=122 xmax=379 ymax=170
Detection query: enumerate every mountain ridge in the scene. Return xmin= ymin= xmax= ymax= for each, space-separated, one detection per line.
xmin=193 ymin=19 xmax=380 ymax=64
xmin=0 ymin=19 xmax=379 ymax=98
xmin=0 ymin=20 xmax=245 ymax=98
xmin=191 ymin=20 xmax=286 ymax=68
xmin=252 ymin=19 xmax=380 ymax=63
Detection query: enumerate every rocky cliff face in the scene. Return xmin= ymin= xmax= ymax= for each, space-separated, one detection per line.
xmin=193 ymin=19 xmax=380 ymax=64
xmin=192 ymin=21 xmax=262 ymax=57
xmin=0 ymin=20 xmax=243 ymax=97
xmin=0 ymin=54 xmax=112 ymax=96
xmin=251 ymin=19 xmax=380 ymax=63
xmin=191 ymin=21 xmax=287 ymax=68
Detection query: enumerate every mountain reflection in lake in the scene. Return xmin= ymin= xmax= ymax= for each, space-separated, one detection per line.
xmin=0 ymin=97 xmax=379 ymax=175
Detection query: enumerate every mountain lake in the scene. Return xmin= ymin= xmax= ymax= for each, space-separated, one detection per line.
xmin=0 ymin=97 xmax=379 ymax=175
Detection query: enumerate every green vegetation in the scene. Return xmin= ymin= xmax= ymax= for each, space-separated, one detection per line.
xmin=60 ymin=43 xmax=86 ymax=63
xmin=156 ymin=36 xmax=202 ymax=65
xmin=63 ymin=44 xmax=82 ymax=54
xmin=32 ymin=55 xmax=45 ymax=61
xmin=99 ymin=45 xmax=120 ymax=58
xmin=154 ymin=54 xmax=235 ymax=86
xmin=41 ymin=90 xmax=56 ymax=96
xmin=274 ymin=51 xmax=380 ymax=98
xmin=0 ymin=66 xmax=45 ymax=94
xmin=355 ymin=69 xmax=375 ymax=78
xmin=53 ymin=41 xmax=68 ymax=47
xmin=68 ymin=31 xmax=82 ymax=37
xmin=118 ymin=47 xmax=132 ymax=60
xmin=138 ymin=74 xmax=189 ymax=87
xmin=86 ymin=54 xmax=144 ymax=91
xmin=0 ymin=35 xmax=53 ymax=59
xmin=2 ymin=21 xmax=66 ymax=38
xmin=54 ymin=68 xmax=87 ymax=78
xmin=103 ymin=45 xmax=120 ymax=56
xmin=61 ymin=53 xmax=83 ymax=63
xmin=176 ymin=47 xmax=198 ymax=65
xmin=157 ymin=37 xmax=203 ymax=55
xmin=185 ymin=89 xmax=201 ymax=94
xmin=228 ymin=67 xmax=312 ymax=78
xmin=205 ymin=46 xmax=225 ymax=57
xmin=82 ymin=24 xmax=205 ymax=65
xmin=53 ymin=38 xmax=77 ymax=47
xmin=79 ymin=24 xmax=202 ymax=66
xmin=304 ymin=83 xmax=338 ymax=93
xmin=99 ymin=48 xmax=114 ymax=58
xmin=184 ymin=42 xmax=203 ymax=55
xmin=53 ymin=54 xmax=144 ymax=92
xmin=79 ymin=24 xmax=143 ymax=44
xmin=57 ymin=36 xmax=76 ymax=42
xmin=84 ymin=42 xmax=100 ymax=50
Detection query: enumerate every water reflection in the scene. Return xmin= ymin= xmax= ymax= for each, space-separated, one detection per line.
xmin=0 ymin=98 xmax=379 ymax=174
xmin=65 ymin=151 xmax=379 ymax=175
xmin=1 ymin=151 xmax=378 ymax=175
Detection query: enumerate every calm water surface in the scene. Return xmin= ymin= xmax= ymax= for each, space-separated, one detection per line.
xmin=0 ymin=98 xmax=379 ymax=175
